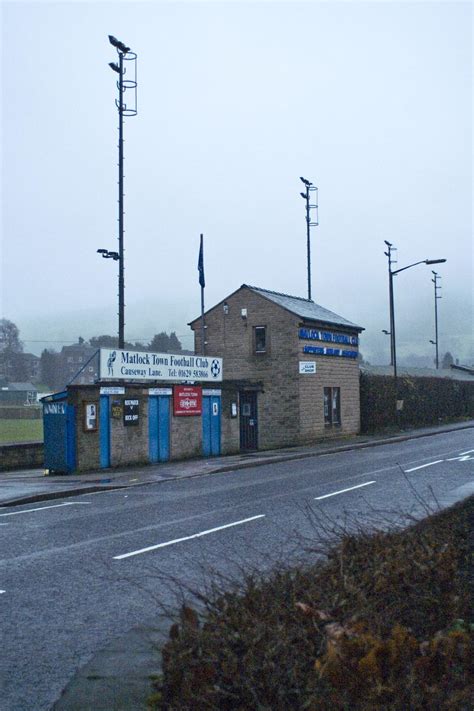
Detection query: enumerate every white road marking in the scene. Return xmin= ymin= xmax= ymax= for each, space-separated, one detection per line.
xmin=459 ymin=450 xmax=474 ymax=456
xmin=0 ymin=502 xmax=91 ymax=517
xmin=315 ymin=481 xmax=376 ymax=500
xmin=446 ymin=455 xmax=474 ymax=462
xmin=113 ymin=514 xmax=266 ymax=560
xmin=404 ymin=460 xmax=444 ymax=473
xmin=0 ymin=590 xmax=5 ymax=594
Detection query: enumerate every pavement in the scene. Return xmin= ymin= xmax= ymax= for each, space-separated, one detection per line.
xmin=2 ymin=419 xmax=473 ymax=710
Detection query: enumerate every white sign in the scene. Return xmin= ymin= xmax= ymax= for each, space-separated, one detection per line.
xmin=100 ymin=386 xmax=125 ymax=395
xmin=299 ymin=361 xmax=317 ymax=374
xmin=148 ymin=388 xmax=173 ymax=396
xmin=99 ymin=349 xmax=223 ymax=383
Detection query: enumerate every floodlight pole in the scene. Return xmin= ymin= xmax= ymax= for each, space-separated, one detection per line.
xmin=108 ymin=37 xmax=137 ymax=349
xmin=299 ymin=178 xmax=318 ymax=301
xmin=117 ymin=50 xmax=125 ymax=349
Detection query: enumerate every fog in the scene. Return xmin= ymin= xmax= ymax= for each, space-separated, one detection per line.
xmin=1 ymin=1 xmax=472 ymax=364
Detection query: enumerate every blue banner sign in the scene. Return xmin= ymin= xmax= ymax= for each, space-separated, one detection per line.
xmin=303 ymin=345 xmax=358 ymax=359
xmin=299 ymin=328 xmax=358 ymax=346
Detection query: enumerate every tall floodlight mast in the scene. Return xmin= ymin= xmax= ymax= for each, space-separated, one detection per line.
xmin=299 ymin=177 xmax=318 ymax=301
xmin=108 ymin=35 xmax=137 ymax=349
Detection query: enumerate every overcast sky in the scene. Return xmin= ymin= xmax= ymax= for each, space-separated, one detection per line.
xmin=1 ymin=0 xmax=472 ymax=364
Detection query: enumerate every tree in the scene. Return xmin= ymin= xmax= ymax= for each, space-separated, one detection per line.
xmin=148 ymin=332 xmax=182 ymax=353
xmin=40 ymin=349 xmax=62 ymax=390
xmin=442 ymin=352 xmax=454 ymax=369
xmin=168 ymin=332 xmax=182 ymax=352
xmin=0 ymin=319 xmax=24 ymax=381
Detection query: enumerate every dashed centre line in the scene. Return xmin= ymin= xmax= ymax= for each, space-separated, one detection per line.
xmin=315 ymin=481 xmax=376 ymax=500
xmin=113 ymin=514 xmax=266 ymax=560
xmin=404 ymin=460 xmax=444 ymax=473
xmin=0 ymin=502 xmax=91 ymax=517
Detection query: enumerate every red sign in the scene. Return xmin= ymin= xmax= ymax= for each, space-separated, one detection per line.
xmin=173 ymin=386 xmax=202 ymax=416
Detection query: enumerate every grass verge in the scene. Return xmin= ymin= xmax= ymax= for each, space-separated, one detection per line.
xmin=150 ymin=497 xmax=473 ymax=710
xmin=0 ymin=418 xmax=44 ymax=444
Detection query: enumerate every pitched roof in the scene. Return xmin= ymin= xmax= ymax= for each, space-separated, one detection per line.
xmin=243 ymin=285 xmax=364 ymax=331
xmin=6 ymin=382 xmax=38 ymax=391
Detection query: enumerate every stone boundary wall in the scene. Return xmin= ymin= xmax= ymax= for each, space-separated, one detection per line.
xmin=0 ymin=442 xmax=44 ymax=471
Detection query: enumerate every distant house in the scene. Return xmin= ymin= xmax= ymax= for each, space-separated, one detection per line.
xmin=0 ymin=382 xmax=38 ymax=406
xmin=59 ymin=343 xmax=99 ymax=387
xmin=18 ymin=353 xmax=41 ymax=381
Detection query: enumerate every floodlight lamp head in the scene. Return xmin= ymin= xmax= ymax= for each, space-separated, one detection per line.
xmin=109 ymin=62 xmax=120 ymax=73
xmin=425 ymin=259 xmax=446 ymax=265
xmin=384 ymin=240 xmax=392 ymax=247
xmin=97 ymin=249 xmax=107 ymax=254
xmin=300 ymin=192 xmax=307 ymax=199
xmin=300 ymin=176 xmax=312 ymax=187
xmin=108 ymin=35 xmax=130 ymax=53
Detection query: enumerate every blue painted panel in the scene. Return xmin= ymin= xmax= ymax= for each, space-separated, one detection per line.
xmin=43 ymin=399 xmax=68 ymax=472
xmin=148 ymin=397 xmax=159 ymax=463
xmin=210 ymin=396 xmax=221 ymax=456
xmin=158 ymin=397 xmax=170 ymax=462
xmin=66 ymin=405 xmax=76 ymax=471
xmin=202 ymin=397 xmax=211 ymax=457
xmin=149 ymin=396 xmax=170 ymax=463
xmin=202 ymin=396 xmax=221 ymax=457
xmin=99 ymin=395 xmax=110 ymax=469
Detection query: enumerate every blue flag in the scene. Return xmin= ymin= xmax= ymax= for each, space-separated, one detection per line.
xmin=198 ymin=234 xmax=205 ymax=288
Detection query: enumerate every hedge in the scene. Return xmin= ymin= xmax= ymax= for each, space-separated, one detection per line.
xmin=360 ymin=373 xmax=474 ymax=433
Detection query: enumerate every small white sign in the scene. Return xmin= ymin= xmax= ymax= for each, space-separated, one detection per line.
xmin=148 ymin=388 xmax=173 ymax=396
xmin=299 ymin=361 xmax=317 ymax=374
xmin=100 ymin=386 xmax=125 ymax=395
xmin=202 ymin=389 xmax=222 ymax=396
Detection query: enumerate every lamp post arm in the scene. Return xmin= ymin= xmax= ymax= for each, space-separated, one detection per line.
xmin=391 ymin=260 xmax=427 ymax=276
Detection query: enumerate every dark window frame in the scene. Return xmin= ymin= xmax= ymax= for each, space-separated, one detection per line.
xmin=324 ymin=386 xmax=341 ymax=427
xmin=254 ymin=325 xmax=267 ymax=354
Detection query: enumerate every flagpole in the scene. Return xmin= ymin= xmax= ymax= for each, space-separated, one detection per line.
xmin=198 ymin=233 xmax=206 ymax=356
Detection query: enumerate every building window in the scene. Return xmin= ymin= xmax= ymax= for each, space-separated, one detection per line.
xmin=255 ymin=326 xmax=267 ymax=354
xmin=324 ymin=387 xmax=341 ymax=426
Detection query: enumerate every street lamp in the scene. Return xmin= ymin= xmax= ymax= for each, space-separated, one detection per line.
xmin=384 ymin=242 xmax=446 ymax=414
xmin=299 ymin=177 xmax=318 ymax=301
xmin=431 ymin=271 xmax=442 ymax=369
xmin=97 ymin=248 xmax=119 ymax=261
xmin=381 ymin=329 xmax=392 ymax=365
xmin=108 ymin=35 xmax=137 ymax=349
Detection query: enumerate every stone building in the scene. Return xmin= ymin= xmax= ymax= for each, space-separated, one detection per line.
xmin=189 ymin=285 xmax=364 ymax=451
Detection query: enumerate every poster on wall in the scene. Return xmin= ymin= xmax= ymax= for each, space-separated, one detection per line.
xmin=123 ymin=399 xmax=139 ymax=426
xmin=173 ymin=386 xmax=202 ymax=416
xmin=84 ymin=403 xmax=98 ymax=431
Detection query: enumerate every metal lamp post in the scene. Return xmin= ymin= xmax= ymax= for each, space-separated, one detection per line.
xmin=431 ymin=271 xmax=442 ymax=369
xmin=299 ymin=177 xmax=318 ymax=301
xmin=384 ymin=243 xmax=446 ymax=418
xmin=108 ymin=35 xmax=137 ymax=349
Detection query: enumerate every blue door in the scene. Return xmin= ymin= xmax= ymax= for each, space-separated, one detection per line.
xmin=99 ymin=395 xmax=111 ymax=469
xmin=149 ymin=395 xmax=170 ymax=462
xmin=202 ymin=395 xmax=221 ymax=457
xmin=42 ymin=395 xmax=76 ymax=473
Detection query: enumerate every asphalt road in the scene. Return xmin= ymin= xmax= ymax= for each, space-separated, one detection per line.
xmin=1 ymin=428 xmax=473 ymax=711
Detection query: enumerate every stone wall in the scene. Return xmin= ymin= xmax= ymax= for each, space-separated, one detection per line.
xmin=0 ymin=443 xmax=44 ymax=471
